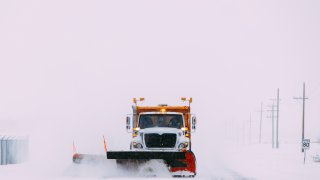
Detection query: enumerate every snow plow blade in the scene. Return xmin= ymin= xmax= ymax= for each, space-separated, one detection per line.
xmin=107 ymin=151 xmax=185 ymax=160
xmin=108 ymin=151 xmax=196 ymax=177
xmin=73 ymin=153 xmax=106 ymax=164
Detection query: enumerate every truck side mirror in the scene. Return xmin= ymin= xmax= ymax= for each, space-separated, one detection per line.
xmin=191 ymin=116 xmax=197 ymax=132
xmin=126 ymin=116 xmax=131 ymax=132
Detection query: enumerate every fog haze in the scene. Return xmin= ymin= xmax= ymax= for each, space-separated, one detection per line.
xmin=1 ymin=0 xmax=320 ymax=169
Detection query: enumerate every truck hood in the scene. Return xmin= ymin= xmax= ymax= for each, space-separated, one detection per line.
xmin=139 ymin=127 xmax=181 ymax=134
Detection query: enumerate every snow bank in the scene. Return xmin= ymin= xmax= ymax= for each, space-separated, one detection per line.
xmin=222 ymin=143 xmax=320 ymax=180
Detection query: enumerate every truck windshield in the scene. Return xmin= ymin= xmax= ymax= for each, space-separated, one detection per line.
xmin=139 ymin=114 xmax=183 ymax=129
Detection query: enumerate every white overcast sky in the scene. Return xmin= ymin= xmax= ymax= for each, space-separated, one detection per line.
xmin=0 ymin=0 xmax=320 ymax=157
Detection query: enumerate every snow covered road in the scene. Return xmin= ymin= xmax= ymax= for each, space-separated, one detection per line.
xmin=2 ymin=143 xmax=320 ymax=179
xmin=0 ymin=156 xmax=250 ymax=180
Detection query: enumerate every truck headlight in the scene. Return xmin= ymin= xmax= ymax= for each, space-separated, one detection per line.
xmin=178 ymin=143 xmax=186 ymax=150
xmin=133 ymin=143 xmax=143 ymax=149
xmin=178 ymin=142 xmax=189 ymax=150
xmin=136 ymin=143 xmax=143 ymax=149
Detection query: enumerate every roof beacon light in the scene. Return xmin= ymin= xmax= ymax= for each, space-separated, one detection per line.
xmin=181 ymin=97 xmax=193 ymax=106
xmin=133 ymin=97 xmax=145 ymax=105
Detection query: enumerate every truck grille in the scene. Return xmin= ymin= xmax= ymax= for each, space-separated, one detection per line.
xmin=144 ymin=133 xmax=177 ymax=148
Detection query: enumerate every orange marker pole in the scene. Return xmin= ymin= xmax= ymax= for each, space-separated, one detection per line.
xmin=103 ymin=136 xmax=107 ymax=155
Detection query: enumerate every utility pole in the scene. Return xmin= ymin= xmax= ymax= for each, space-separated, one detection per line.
xmin=243 ymin=119 xmax=245 ymax=145
xmin=260 ymin=103 xmax=263 ymax=144
xmin=250 ymin=113 xmax=252 ymax=144
xmin=269 ymin=89 xmax=280 ymax=149
xmin=294 ymin=82 xmax=308 ymax=152
xmin=302 ymin=84 xmax=306 ymax=152
xmin=276 ymin=88 xmax=280 ymax=148
xmin=271 ymin=104 xmax=275 ymax=148
xmin=267 ymin=103 xmax=277 ymax=148
xmin=256 ymin=102 xmax=264 ymax=144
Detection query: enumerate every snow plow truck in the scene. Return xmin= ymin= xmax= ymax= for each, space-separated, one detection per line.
xmin=73 ymin=97 xmax=197 ymax=177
